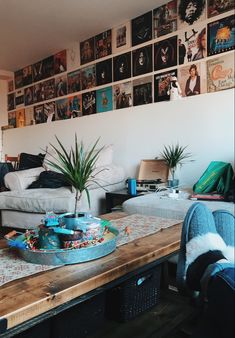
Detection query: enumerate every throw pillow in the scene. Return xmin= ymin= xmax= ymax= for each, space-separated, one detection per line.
xmin=27 ymin=171 xmax=71 ymax=189
xmin=19 ymin=152 xmax=45 ymax=170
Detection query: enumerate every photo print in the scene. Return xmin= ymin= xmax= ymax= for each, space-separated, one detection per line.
xmin=43 ymin=78 xmax=55 ymax=100
xmin=54 ymin=50 xmax=67 ymax=74
xmin=96 ymin=58 xmax=112 ymax=86
xmin=132 ymin=45 xmax=153 ymax=77
xmin=68 ymin=95 xmax=82 ymax=118
xmin=133 ymin=76 xmax=152 ymax=106
xmin=42 ymin=56 xmax=54 ymax=79
xmin=95 ymin=29 xmax=112 ymax=59
xmin=132 ymin=11 xmax=152 ymax=46
xmin=24 ymin=86 xmax=34 ymax=106
xmin=67 ymin=70 xmax=81 ymax=94
xmin=25 ymin=107 xmax=35 ymax=126
xmin=208 ymin=15 xmax=235 ymax=56
xmin=178 ymin=26 xmax=206 ymax=65
xmin=16 ymin=108 xmax=25 ymax=128
xmin=154 ymin=35 xmax=177 ymax=71
xmin=96 ymin=86 xmax=113 ymax=113
xmin=22 ymin=65 xmax=33 ymax=86
xmin=33 ymin=61 xmax=43 ymax=82
xmin=153 ymin=0 xmax=177 ymax=38
xmin=112 ymin=21 xmax=131 ymax=53
xmin=8 ymin=80 xmax=14 ymax=92
xmin=15 ymin=89 xmax=24 ymax=108
xmin=207 ymin=53 xmax=234 ymax=92
xmin=81 ymin=65 xmax=96 ymax=90
xmin=14 ymin=69 xmax=23 ymax=89
xmin=178 ymin=0 xmax=206 ymax=29
xmin=55 ymin=75 xmax=67 ymax=97
xmin=55 ymin=98 xmax=69 ymax=120
xmin=8 ymin=93 xmax=15 ymax=111
xmin=113 ymin=81 xmax=132 ymax=110
xmin=80 ymin=37 xmax=95 ymax=65
xmin=34 ymin=104 xmax=46 ymax=124
xmin=208 ymin=0 xmax=234 ymax=18
xmin=44 ymin=101 xmax=56 ymax=122
xmin=33 ymin=82 xmax=44 ymax=103
xmin=82 ymin=91 xmax=96 ymax=115
xmin=8 ymin=111 xmax=16 ymax=128
xmin=154 ymin=69 xmax=177 ymax=102
xmin=178 ymin=62 xmax=206 ymax=97
xmin=113 ymin=52 xmax=131 ymax=82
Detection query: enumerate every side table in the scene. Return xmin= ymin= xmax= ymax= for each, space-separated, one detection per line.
xmin=105 ymin=189 xmax=143 ymax=212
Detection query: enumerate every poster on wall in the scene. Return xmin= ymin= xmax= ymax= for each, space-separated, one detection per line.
xmin=43 ymin=78 xmax=55 ymax=100
xmin=113 ymin=81 xmax=132 ymax=110
xmin=96 ymin=58 xmax=112 ymax=86
xmin=8 ymin=80 xmax=14 ymax=92
xmin=178 ymin=26 xmax=206 ymax=65
xmin=22 ymin=65 xmax=33 ymax=86
xmin=80 ymin=37 xmax=95 ymax=65
xmin=55 ymin=99 xmax=69 ymax=120
xmin=112 ymin=21 xmax=131 ymax=54
xmin=16 ymin=108 xmax=25 ymax=128
xmin=82 ymin=91 xmax=97 ymax=115
xmin=207 ymin=15 xmax=235 ymax=56
xmin=54 ymin=50 xmax=67 ymax=74
xmin=15 ymin=89 xmax=24 ymax=108
xmin=42 ymin=56 xmax=54 ymax=79
xmin=96 ymin=86 xmax=113 ymax=113
xmin=81 ymin=65 xmax=96 ymax=90
xmin=113 ymin=52 xmax=131 ymax=82
xmin=178 ymin=62 xmax=207 ymax=97
xmin=8 ymin=111 xmax=16 ymax=128
xmin=132 ymin=45 xmax=153 ymax=77
xmin=207 ymin=53 xmax=234 ymax=92
xmin=55 ymin=75 xmax=67 ymax=97
xmin=32 ymin=60 xmax=43 ymax=82
xmin=33 ymin=83 xmax=44 ymax=103
xmin=68 ymin=95 xmax=82 ymax=118
xmin=154 ymin=69 xmax=177 ymax=102
xmin=67 ymin=43 xmax=80 ymax=71
xmin=24 ymin=86 xmax=34 ymax=106
xmin=67 ymin=70 xmax=81 ymax=94
xmin=95 ymin=30 xmax=112 ymax=59
xmin=132 ymin=11 xmax=152 ymax=46
xmin=133 ymin=76 xmax=152 ymax=106
xmin=14 ymin=69 xmax=23 ymax=89
xmin=7 ymin=93 xmax=15 ymax=111
xmin=178 ymin=0 xmax=206 ymax=30
xmin=44 ymin=101 xmax=56 ymax=122
xmin=154 ymin=35 xmax=177 ymax=71
xmin=25 ymin=107 xmax=35 ymax=126
xmin=153 ymin=0 xmax=177 ymax=38
xmin=34 ymin=104 xmax=47 ymax=124
xmin=208 ymin=0 xmax=234 ymax=18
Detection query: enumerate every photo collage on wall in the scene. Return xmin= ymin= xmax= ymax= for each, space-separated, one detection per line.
xmin=8 ymin=0 xmax=235 ymax=129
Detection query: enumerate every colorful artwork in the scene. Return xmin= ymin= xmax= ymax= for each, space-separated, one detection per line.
xmin=96 ymin=58 xmax=112 ymax=86
xmin=113 ymin=52 xmax=131 ymax=82
xmin=55 ymin=98 xmax=69 ymax=120
xmin=208 ymin=0 xmax=234 ymax=18
xmin=32 ymin=61 xmax=43 ymax=82
xmin=208 ymin=15 xmax=235 ymax=56
xmin=43 ymin=78 xmax=55 ymax=100
xmin=44 ymin=101 xmax=56 ymax=122
xmin=54 ymin=50 xmax=67 ymax=74
xmin=67 ymin=70 xmax=81 ymax=94
xmin=133 ymin=76 xmax=152 ymax=106
xmin=81 ymin=65 xmax=96 ymax=90
xmin=178 ymin=62 xmax=207 ymax=97
xmin=113 ymin=81 xmax=132 ymax=110
xmin=207 ymin=53 xmax=234 ymax=92
xmin=154 ymin=69 xmax=177 ymax=102
xmin=15 ymin=89 xmax=24 ymax=108
xmin=153 ymin=0 xmax=177 ymax=38
xmin=8 ymin=111 xmax=16 ymax=128
xmin=154 ymin=36 xmax=177 ymax=71
xmin=132 ymin=11 xmax=152 ymax=46
xmin=22 ymin=65 xmax=33 ymax=86
xmin=16 ymin=108 xmax=25 ymax=128
xmin=82 ymin=91 xmax=96 ymax=115
xmin=112 ymin=21 xmax=131 ymax=53
xmin=14 ymin=69 xmax=23 ymax=89
xmin=68 ymin=95 xmax=82 ymax=118
xmin=178 ymin=0 xmax=206 ymax=29
xmin=25 ymin=107 xmax=35 ymax=126
xmin=7 ymin=93 xmax=15 ymax=111
xmin=42 ymin=56 xmax=54 ymax=79
xmin=34 ymin=104 xmax=46 ymax=124
xmin=96 ymin=86 xmax=113 ymax=113
xmin=132 ymin=45 xmax=153 ymax=77
xmin=55 ymin=75 xmax=67 ymax=97
xmin=24 ymin=86 xmax=34 ymax=106
xmin=95 ymin=30 xmax=112 ymax=59
xmin=80 ymin=37 xmax=95 ymax=65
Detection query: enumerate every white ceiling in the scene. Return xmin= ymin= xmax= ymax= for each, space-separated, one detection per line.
xmin=0 ymin=0 xmax=166 ymax=71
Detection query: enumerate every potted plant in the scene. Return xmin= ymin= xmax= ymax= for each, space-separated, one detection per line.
xmin=160 ymin=144 xmax=193 ymax=188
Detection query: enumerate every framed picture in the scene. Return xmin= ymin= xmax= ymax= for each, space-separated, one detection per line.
xmin=208 ymin=0 xmax=234 ymax=18
xmin=32 ymin=61 xmax=43 ymax=82
xmin=178 ymin=26 xmax=206 ymax=65
xmin=132 ymin=11 xmax=152 ymax=46
xmin=80 ymin=37 xmax=95 ymax=65
xmin=15 ymin=89 xmax=24 ymax=108
xmin=133 ymin=76 xmax=152 ymax=106
xmin=154 ymin=69 xmax=177 ymax=102
xmin=25 ymin=107 xmax=35 ymax=126
xmin=154 ymin=36 xmax=177 ymax=71
xmin=81 ymin=65 xmax=96 ymax=90
xmin=34 ymin=104 xmax=46 ymax=124
xmin=54 ymin=50 xmax=67 ymax=74
xmin=8 ymin=111 xmax=16 ymax=128
xmin=113 ymin=52 xmax=131 ymax=82
xmin=16 ymin=108 xmax=25 ymax=128
xmin=43 ymin=78 xmax=55 ymax=100
xmin=42 ymin=56 xmax=54 ymax=79
xmin=44 ymin=101 xmax=56 ymax=122
xmin=8 ymin=79 xmax=14 ymax=92
xmin=22 ymin=65 xmax=33 ymax=86
xmin=96 ymin=86 xmax=113 ymax=113
xmin=112 ymin=21 xmax=131 ymax=53
xmin=24 ymin=86 xmax=34 ymax=106
xmin=153 ymin=0 xmax=177 ymax=38
xmin=132 ymin=45 xmax=153 ymax=77
xmin=67 ymin=70 xmax=81 ymax=94
xmin=14 ymin=69 xmax=23 ymax=89
xmin=113 ymin=81 xmax=132 ymax=110
xmin=55 ymin=98 xmax=69 ymax=120
xmin=82 ymin=91 xmax=96 ymax=115
xmin=178 ymin=62 xmax=207 ymax=97
xmin=68 ymin=95 xmax=82 ymax=118
xmin=95 ymin=30 xmax=112 ymax=59
xmin=178 ymin=0 xmax=206 ymax=30
xmin=55 ymin=75 xmax=67 ymax=97
xmin=207 ymin=15 xmax=235 ymax=56
xmin=7 ymin=93 xmax=15 ymax=111
xmin=96 ymin=58 xmax=112 ymax=86
xmin=207 ymin=53 xmax=234 ymax=92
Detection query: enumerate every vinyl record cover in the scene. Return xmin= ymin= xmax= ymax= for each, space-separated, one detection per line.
xmin=54 ymin=50 xmax=67 ymax=74
xmin=132 ymin=11 xmax=152 ymax=46
xmin=154 ymin=69 xmax=177 ymax=102
xmin=55 ymin=98 xmax=69 ymax=120
xmin=42 ymin=56 xmax=54 ymax=79
xmin=67 ymin=70 xmax=81 ymax=94
xmin=32 ymin=61 xmax=43 ymax=82
xmin=81 ymin=65 xmax=96 ymax=90
xmin=96 ymin=86 xmax=113 ymax=113
xmin=22 ymin=65 xmax=33 ymax=86
xmin=68 ymin=95 xmax=82 ymax=118
xmin=82 ymin=91 xmax=96 ymax=115
xmin=34 ymin=104 xmax=46 ymax=124
xmin=178 ymin=62 xmax=207 ymax=97
xmin=44 ymin=101 xmax=56 ymax=122
xmin=24 ymin=86 xmax=34 ymax=106
xmin=96 ymin=58 xmax=112 ymax=86
xmin=67 ymin=43 xmax=80 ymax=71
xmin=154 ymin=35 xmax=177 ymax=71
xmin=33 ymin=83 xmax=44 ymax=103
xmin=153 ymin=0 xmax=177 ymax=38
xmin=80 ymin=37 xmax=95 ymax=65
xmin=113 ymin=52 xmax=131 ymax=81
xmin=208 ymin=0 xmax=234 ymax=18
xmin=15 ymin=89 xmax=24 ymax=108
xmin=8 ymin=111 xmax=16 ymax=128
xmin=8 ymin=80 xmax=14 ymax=92
xmin=16 ymin=108 xmax=25 ymax=128
xmin=133 ymin=76 xmax=152 ymax=106
xmin=178 ymin=0 xmax=206 ymax=30
xmin=113 ymin=81 xmax=132 ymax=109
xmin=25 ymin=107 xmax=35 ymax=126
xmin=207 ymin=53 xmax=234 ymax=92
xmin=112 ymin=21 xmax=131 ymax=53
xmin=8 ymin=93 xmax=15 ymax=111
xmin=95 ymin=30 xmax=112 ymax=59
xmin=178 ymin=26 xmax=206 ymax=65
xmin=132 ymin=45 xmax=153 ymax=77
xmin=208 ymin=15 xmax=235 ymax=56
xmin=14 ymin=69 xmax=23 ymax=89
xmin=43 ymin=78 xmax=55 ymax=100
xmin=55 ymin=75 xmax=67 ymax=97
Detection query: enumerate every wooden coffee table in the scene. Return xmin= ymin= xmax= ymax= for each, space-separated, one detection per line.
xmin=0 ymin=212 xmax=182 ymax=337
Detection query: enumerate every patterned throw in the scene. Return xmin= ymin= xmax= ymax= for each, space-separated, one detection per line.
xmin=0 ymin=214 xmax=180 ymax=287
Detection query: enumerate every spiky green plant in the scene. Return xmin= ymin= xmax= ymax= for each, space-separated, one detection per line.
xmin=160 ymin=144 xmax=193 ymax=180
xmin=45 ymin=135 xmax=104 ymax=217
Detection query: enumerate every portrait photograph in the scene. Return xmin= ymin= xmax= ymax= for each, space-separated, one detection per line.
xmin=15 ymin=89 xmax=24 ymax=108
xmin=43 ymin=78 xmax=55 ymax=100
xmin=25 ymin=107 xmax=35 ymax=126
xmin=96 ymin=86 xmax=113 ymax=113
xmin=208 ymin=0 xmax=234 ymax=18
xmin=55 ymin=75 xmax=67 ymax=97
xmin=154 ymin=69 xmax=177 ymax=102
xmin=55 ymin=98 xmax=69 ymax=120
xmin=113 ymin=81 xmax=132 ymax=110
xmin=8 ymin=79 xmax=14 ymax=92
xmin=16 ymin=108 xmax=25 ymax=128
xmin=8 ymin=111 xmax=16 ymax=128
xmin=22 ymin=65 xmax=33 ymax=86
xmin=68 ymin=95 xmax=82 ymax=118
xmin=24 ymin=86 xmax=34 ymax=106
xmin=95 ymin=29 xmax=112 ymax=59
xmin=34 ymin=104 xmax=46 ymax=124
xmin=113 ymin=52 xmax=131 ymax=82
xmin=132 ymin=11 xmax=152 ymax=46
xmin=132 ymin=45 xmax=153 ymax=77
xmin=207 ymin=15 xmax=235 ymax=56
xmin=54 ymin=50 xmax=67 ymax=75
xmin=178 ymin=0 xmax=206 ymax=30
xmin=82 ymin=91 xmax=96 ymax=115
xmin=44 ymin=101 xmax=56 ymax=122
xmin=153 ymin=0 xmax=177 ymax=38
xmin=14 ymin=69 xmax=23 ymax=89
xmin=33 ymin=83 xmax=43 ymax=103
xmin=112 ymin=21 xmax=131 ymax=54
xmin=178 ymin=62 xmax=206 ymax=97
xmin=154 ymin=35 xmax=177 ymax=71
xmin=133 ymin=76 xmax=152 ymax=106
xmin=42 ymin=56 xmax=54 ymax=79
xmin=96 ymin=58 xmax=112 ymax=86
xmin=7 ymin=93 xmax=15 ymax=111
xmin=80 ymin=37 xmax=95 ymax=65
xmin=67 ymin=70 xmax=81 ymax=94
xmin=81 ymin=65 xmax=96 ymax=90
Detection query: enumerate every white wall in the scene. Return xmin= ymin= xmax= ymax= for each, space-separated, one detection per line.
xmin=2 ymin=88 xmax=234 ymax=188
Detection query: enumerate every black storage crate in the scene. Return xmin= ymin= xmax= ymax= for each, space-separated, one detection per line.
xmin=106 ymin=264 xmax=161 ymax=322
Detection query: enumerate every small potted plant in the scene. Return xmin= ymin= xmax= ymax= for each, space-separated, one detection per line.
xmin=160 ymin=143 xmax=193 ymax=188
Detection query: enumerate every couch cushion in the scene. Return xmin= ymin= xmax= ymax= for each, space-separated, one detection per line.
xmin=4 ymin=167 xmax=45 ymax=191
xmin=27 ymin=171 xmax=71 ymax=189
xmin=18 ymin=152 xmax=45 ymax=170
